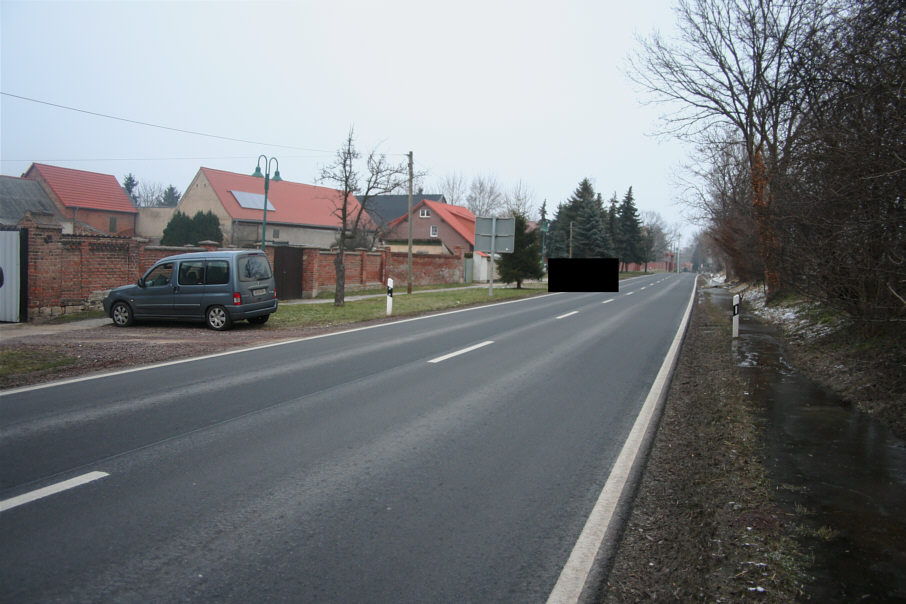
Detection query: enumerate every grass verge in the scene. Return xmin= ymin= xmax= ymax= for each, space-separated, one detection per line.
xmin=0 ymin=349 xmax=78 ymax=379
xmin=603 ymin=285 xmax=810 ymax=601
xmin=268 ymin=285 xmax=549 ymax=329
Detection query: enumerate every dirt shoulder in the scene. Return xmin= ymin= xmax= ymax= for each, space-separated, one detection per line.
xmin=0 ymin=319 xmax=384 ymax=390
xmin=602 ymin=285 xmax=810 ymax=601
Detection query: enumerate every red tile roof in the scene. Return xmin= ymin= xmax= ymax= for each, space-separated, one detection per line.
xmin=390 ymin=199 xmax=476 ymax=246
xmin=199 ymin=167 xmax=372 ymax=229
xmin=26 ymin=163 xmax=137 ymax=214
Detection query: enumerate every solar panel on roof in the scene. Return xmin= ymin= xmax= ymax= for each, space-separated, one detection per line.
xmin=230 ymin=190 xmax=275 ymax=211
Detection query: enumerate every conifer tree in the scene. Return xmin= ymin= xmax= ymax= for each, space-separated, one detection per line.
xmin=574 ymin=195 xmax=614 ymax=257
xmin=606 ymin=193 xmax=619 ymax=246
xmin=161 ymin=211 xmax=193 ymax=246
xmin=548 ymin=178 xmax=596 ymax=258
xmin=616 ymin=187 xmax=643 ymax=269
xmin=192 ymin=210 xmax=224 ymax=244
xmin=161 ymin=185 xmax=181 ymax=207
xmin=160 ymin=210 xmax=223 ymax=246
xmin=498 ymin=214 xmax=543 ymax=288
xmin=122 ymin=173 xmax=139 ymax=205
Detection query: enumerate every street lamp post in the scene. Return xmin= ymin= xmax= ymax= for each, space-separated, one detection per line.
xmin=251 ymin=155 xmax=282 ymax=251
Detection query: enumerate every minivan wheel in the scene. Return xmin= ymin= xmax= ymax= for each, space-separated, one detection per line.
xmin=111 ymin=301 xmax=134 ymax=327
xmin=205 ymin=305 xmax=232 ymax=331
xmin=248 ymin=315 xmax=269 ymax=325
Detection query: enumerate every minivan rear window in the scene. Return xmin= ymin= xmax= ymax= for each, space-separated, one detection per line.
xmin=206 ymin=260 xmax=230 ymax=285
xmin=238 ymin=255 xmax=272 ymax=282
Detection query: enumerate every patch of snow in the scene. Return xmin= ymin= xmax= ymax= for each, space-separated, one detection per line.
xmin=733 ymin=282 xmax=844 ymax=343
xmin=707 ymin=272 xmax=728 ymax=286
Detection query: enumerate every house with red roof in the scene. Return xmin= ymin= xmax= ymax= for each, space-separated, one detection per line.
xmin=176 ymin=167 xmax=373 ymax=248
xmin=23 ymin=163 xmax=138 ymax=236
xmin=385 ymin=199 xmax=476 ymax=255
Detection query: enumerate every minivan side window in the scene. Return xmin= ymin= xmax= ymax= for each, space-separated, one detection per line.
xmin=206 ymin=260 xmax=230 ymax=285
xmin=239 ymin=255 xmax=272 ymax=282
xmin=145 ymin=263 xmax=174 ymax=287
xmin=178 ymin=261 xmax=205 ymax=285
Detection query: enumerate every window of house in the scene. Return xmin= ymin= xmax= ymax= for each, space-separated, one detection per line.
xmin=419 ymin=208 xmax=431 ymax=218
xmin=109 ymin=217 xmax=117 ymax=233
xmin=430 ymin=225 xmax=439 ymax=237
xmin=272 ymin=228 xmax=280 ymax=239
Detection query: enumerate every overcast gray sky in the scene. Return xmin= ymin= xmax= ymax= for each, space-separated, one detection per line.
xmin=1 ymin=0 xmax=692 ymax=240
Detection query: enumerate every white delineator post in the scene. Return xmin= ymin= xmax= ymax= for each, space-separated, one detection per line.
xmin=386 ymin=277 xmax=394 ymax=316
xmin=732 ymin=293 xmax=740 ymax=338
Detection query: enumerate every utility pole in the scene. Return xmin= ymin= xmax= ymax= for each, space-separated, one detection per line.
xmin=569 ymin=221 xmax=574 ymax=258
xmin=407 ymin=151 xmax=413 ymax=295
xmin=489 ymin=216 xmax=497 ymax=297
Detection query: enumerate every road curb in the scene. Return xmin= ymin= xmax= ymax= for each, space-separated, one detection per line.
xmin=547 ymin=276 xmax=699 ymax=604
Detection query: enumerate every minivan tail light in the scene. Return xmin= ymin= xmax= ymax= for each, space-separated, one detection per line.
xmin=233 ymin=293 xmax=242 ymax=305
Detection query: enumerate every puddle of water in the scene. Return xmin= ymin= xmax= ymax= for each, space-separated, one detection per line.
xmin=731 ymin=309 xmax=906 ymax=600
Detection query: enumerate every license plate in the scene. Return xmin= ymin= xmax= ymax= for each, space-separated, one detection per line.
xmin=252 ymin=288 xmax=267 ymax=297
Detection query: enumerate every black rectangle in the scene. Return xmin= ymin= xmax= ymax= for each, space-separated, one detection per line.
xmin=548 ymin=258 xmax=619 ymax=292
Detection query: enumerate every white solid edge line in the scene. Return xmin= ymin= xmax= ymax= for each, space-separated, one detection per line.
xmin=0 ymin=293 xmax=562 ymax=397
xmin=555 ymin=311 xmax=579 ymax=320
xmin=546 ymin=277 xmax=697 ymax=604
xmin=428 ymin=341 xmax=494 ymax=364
xmin=0 ymin=471 xmax=109 ymax=513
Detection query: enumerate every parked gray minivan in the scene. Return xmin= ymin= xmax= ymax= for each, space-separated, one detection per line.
xmin=103 ymin=250 xmax=278 ymax=330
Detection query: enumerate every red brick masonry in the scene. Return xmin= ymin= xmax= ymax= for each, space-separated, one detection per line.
xmin=18 ymin=217 xmax=464 ymax=319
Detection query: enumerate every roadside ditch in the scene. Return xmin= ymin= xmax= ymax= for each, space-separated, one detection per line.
xmin=602 ymin=283 xmax=906 ymax=601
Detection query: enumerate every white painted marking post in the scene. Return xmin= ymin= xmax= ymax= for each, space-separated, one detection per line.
xmin=732 ymin=293 xmax=740 ymax=338
xmin=386 ymin=278 xmax=394 ymax=317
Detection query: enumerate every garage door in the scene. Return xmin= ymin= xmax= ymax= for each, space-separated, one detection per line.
xmin=0 ymin=228 xmax=22 ymax=322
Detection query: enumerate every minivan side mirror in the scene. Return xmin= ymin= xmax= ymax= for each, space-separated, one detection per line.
xmin=137 ymin=277 xmax=146 ymax=288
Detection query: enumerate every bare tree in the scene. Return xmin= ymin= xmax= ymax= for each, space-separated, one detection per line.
xmin=777 ymin=0 xmax=906 ymax=320
xmin=466 ymin=173 xmax=505 ymax=217
xmin=136 ymin=181 xmax=166 ymax=208
xmin=319 ymin=128 xmax=408 ymax=306
xmin=503 ymin=180 xmax=537 ymax=219
xmin=631 ymin=0 xmax=825 ymax=295
xmin=640 ymin=211 xmax=670 ymax=271
xmin=439 ymin=171 xmax=467 ymax=206
xmin=684 ymin=134 xmax=764 ymax=281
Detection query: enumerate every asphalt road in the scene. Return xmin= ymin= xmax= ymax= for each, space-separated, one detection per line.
xmin=1 ymin=273 xmax=696 ymax=603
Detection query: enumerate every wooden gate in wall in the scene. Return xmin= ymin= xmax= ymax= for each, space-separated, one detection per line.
xmin=273 ymin=246 xmax=304 ymax=300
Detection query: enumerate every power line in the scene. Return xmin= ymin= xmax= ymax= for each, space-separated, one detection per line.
xmin=1 ymin=91 xmax=333 ymax=154
xmin=0 ymin=155 xmax=327 ymax=163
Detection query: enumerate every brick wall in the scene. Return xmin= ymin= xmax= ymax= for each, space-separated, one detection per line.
xmin=389 ymin=250 xmax=464 ymax=288
xmin=298 ymin=247 xmax=464 ymax=298
xmin=70 ymin=207 xmax=136 ymax=237
xmin=624 ymin=261 xmax=672 ymax=272
xmin=299 ymin=249 xmax=390 ymax=298
xmin=19 ymin=220 xmax=466 ymax=319
xmin=21 ymin=220 xmax=203 ymax=319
